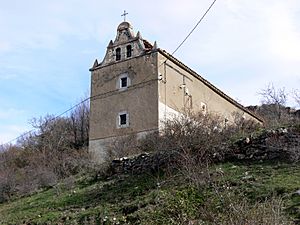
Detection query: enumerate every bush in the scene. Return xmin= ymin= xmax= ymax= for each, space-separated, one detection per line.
xmin=201 ymin=183 xmax=293 ymax=225
xmin=138 ymin=112 xmax=260 ymax=188
xmin=0 ymin=101 xmax=90 ymax=202
xmin=144 ymin=174 xmax=293 ymax=225
xmin=107 ymin=133 xmax=142 ymax=159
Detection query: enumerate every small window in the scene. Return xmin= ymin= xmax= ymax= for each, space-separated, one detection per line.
xmin=117 ymin=111 xmax=129 ymax=128
xmin=118 ymin=73 xmax=130 ymax=90
xmin=120 ymin=114 xmax=127 ymax=125
xmin=126 ymin=45 xmax=132 ymax=58
xmin=116 ymin=48 xmax=121 ymax=61
xmin=200 ymin=102 xmax=207 ymax=115
xmin=120 ymin=77 xmax=127 ymax=88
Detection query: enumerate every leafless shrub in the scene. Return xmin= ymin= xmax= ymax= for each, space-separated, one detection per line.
xmin=0 ymin=100 xmax=90 ymax=201
xmin=293 ymin=90 xmax=300 ymax=107
xmin=17 ymin=116 xmax=89 ymax=178
xmin=69 ymin=98 xmax=89 ymax=148
xmin=258 ymin=83 xmax=295 ymax=127
xmin=107 ymin=134 xmax=142 ymax=159
xmin=34 ymin=167 xmax=58 ymax=188
xmin=259 ymin=83 xmax=287 ymax=106
xmin=139 ymin=112 xmax=260 ymax=187
xmin=54 ymin=176 xmax=76 ymax=196
xmin=203 ymin=196 xmax=293 ymax=224
xmin=0 ymin=168 xmax=17 ymax=202
xmin=161 ymin=113 xmax=226 ymax=156
xmin=201 ymin=177 xmax=293 ymax=225
xmin=231 ymin=111 xmax=261 ymax=136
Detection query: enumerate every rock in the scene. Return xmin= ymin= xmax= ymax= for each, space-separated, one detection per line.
xmin=245 ymin=137 xmax=251 ymax=144
xmin=228 ymin=127 xmax=300 ymax=162
xmin=294 ymin=190 xmax=300 ymax=195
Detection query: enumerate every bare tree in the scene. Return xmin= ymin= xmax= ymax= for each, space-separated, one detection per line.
xmin=258 ymin=83 xmax=290 ymax=126
xmin=69 ymin=99 xmax=89 ymax=148
xmin=29 ymin=115 xmax=72 ymax=150
xmin=259 ymin=83 xmax=287 ymax=106
xmin=293 ymin=90 xmax=300 ymax=107
xmin=0 ymin=99 xmax=91 ymax=201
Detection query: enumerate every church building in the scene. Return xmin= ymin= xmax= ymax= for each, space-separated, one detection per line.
xmin=89 ymin=21 xmax=263 ymax=162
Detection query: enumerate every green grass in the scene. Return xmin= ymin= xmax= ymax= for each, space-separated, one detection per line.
xmin=0 ymin=173 xmax=161 ymax=225
xmin=1 ymin=162 xmax=299 ymax=224
xmin=219 ymin=162 xmax=300 ymax=199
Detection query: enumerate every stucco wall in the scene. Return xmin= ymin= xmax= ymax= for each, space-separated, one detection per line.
xmin=157 ymin=51 xmax=262 ymax=125
xmin=90 ymin=52 xmax=159 ymax=141
xmin=89 ymin=47 xmax=262 ymax=163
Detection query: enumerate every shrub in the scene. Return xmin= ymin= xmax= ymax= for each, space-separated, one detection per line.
xmin=201 ymin=187 xmax=293 ymax=225
xmin=139 ymin=112 xmax=260 ymax=188
xmin=0 ymin=101 xmax=90 ymax=201
xmin=107 ymin=133 xmax=142 ymax=159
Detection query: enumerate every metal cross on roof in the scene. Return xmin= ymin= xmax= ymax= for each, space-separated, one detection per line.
xmin=121 ymin=10 xmax=128 ymax=22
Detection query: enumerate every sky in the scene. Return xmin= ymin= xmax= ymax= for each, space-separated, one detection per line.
xmin=0 ymin=0 xmax=300 ymax=144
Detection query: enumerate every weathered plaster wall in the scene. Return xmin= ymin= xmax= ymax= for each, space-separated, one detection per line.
xmin=158 ymin=101 xmax=181 ymax=129
xmin=157 ymin=51 xmax=262 ymax=125
xmin=90 ymin=52 xmax=159 ymax=141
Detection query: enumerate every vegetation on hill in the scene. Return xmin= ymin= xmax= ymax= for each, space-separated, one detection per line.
xmin=0 ymin=100 xmax=90 ymax=203
xmin=0 ymin=161 xmax=299 ymax=224
xmin=1 ymin=86 xmax=300 ymax=224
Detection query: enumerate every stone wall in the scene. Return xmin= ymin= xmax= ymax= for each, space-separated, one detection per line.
xmin=107 ymin=127 xmax=300 ymax=176
xmin=110 ymin=151 xmax=176 ymax=175
xmin=230 ymin=127 xmax=300 ymax=162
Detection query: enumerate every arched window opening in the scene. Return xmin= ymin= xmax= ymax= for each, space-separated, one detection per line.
xmin=116 ymin=48 xmax=121 ymax=61
xmin=126 ymin=45 xmax=132 ymax=58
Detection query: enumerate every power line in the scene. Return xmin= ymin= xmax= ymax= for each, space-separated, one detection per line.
xmin=0 ymin=97 xmax=91 ymax=147
xmin=1 ymin=1 xmax=218 ymax=147
xmin=0 ymin=78 xmax=157 ymax=147
xmin=157 ymin=0 xmax=217 ymax=70
xmin=171 ymin=0 xmax=217 ymax=56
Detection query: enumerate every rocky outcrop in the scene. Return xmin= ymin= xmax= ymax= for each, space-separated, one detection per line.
xmin=247 ymin=105 xmax=300 ymax=119
xmin=229 ymin=127 xmax=300 ymax=162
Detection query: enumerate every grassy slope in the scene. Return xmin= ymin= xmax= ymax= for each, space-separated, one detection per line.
xmin=1 ymin=162 xmax=300 ymax=224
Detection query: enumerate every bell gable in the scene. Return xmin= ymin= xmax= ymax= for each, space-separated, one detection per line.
xmin=91 ymin=22 xmax=154 ymax=69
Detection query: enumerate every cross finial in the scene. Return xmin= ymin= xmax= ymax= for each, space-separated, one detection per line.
xmin=121 ymin=10 xmax=128 ymax=22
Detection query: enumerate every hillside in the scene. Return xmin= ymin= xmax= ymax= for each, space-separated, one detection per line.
xmin=1 ymin=109 xmax=300 ymax=224
xmin=1 ymin=159 xmax=300 ymax=224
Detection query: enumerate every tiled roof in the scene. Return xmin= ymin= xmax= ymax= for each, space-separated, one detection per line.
xmin=143 ymin=39 xmax=153 ymax=51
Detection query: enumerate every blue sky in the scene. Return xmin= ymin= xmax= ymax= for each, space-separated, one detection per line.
xmin=0 ymin=0 xmax=300 ymax=144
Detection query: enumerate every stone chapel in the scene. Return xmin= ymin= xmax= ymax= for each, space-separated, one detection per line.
xmin=89 ymin=21 xmax=263 ymax=162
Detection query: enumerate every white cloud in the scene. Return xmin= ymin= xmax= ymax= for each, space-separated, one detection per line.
xmin=266 ymin=3 xmax=300 ymax=62
xmin=0 ymin=41 xmax=11 ymax=53
xmin=0 ymin=125 xmax=29 ymax=145
xmin=0 ymin=108 xmax=25 ymax=120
